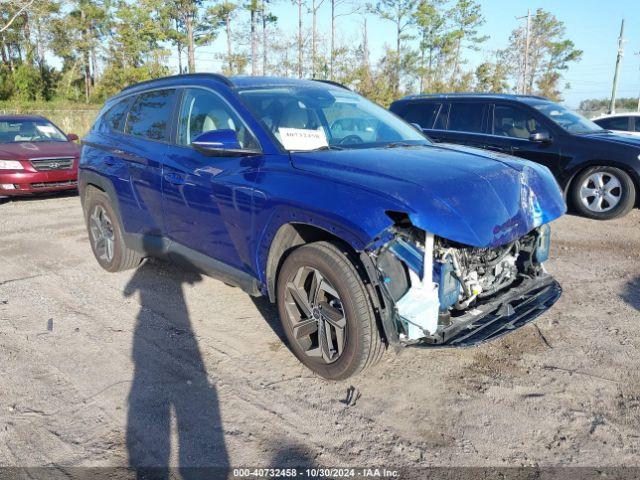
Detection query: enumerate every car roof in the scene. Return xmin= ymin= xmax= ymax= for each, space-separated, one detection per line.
xmin=593 ymin=112 xmax=640 ymax=119
xmin=393 ymin=92 xmax=549 ymax=104
xmin=230 ymin=76 xmax=348 ymax=90
xmin=115 ymin=73 xmax=349 ymax=100
xmin=0 ymin=114 xmax=47 ymax=122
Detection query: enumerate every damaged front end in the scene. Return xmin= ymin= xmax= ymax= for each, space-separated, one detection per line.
xmin=361 ymin=220 xmax=561 ymax=348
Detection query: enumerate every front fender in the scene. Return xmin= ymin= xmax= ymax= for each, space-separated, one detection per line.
xmin=252 ymin=168 xmax=410 ymax=286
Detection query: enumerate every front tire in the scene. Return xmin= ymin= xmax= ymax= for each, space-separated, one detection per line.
xmin=83 ymin=186 xmax=143 ymax=272
xmin=276 ymin=241 xmax=385 ymax=380
xmin=570 ymin=166 xmax=635 ymax=220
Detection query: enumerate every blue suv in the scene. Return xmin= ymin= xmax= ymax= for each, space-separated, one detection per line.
xmin=80 ymin=74 xmax=566 ymax=379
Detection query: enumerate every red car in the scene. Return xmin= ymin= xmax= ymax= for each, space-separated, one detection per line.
xmin=0 ymin=115 xmax=80 ymax=197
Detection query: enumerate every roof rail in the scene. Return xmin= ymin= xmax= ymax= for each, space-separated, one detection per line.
xmin=120 ymin=73 xmax=233 ymax=92
xmin=402 ymin=92 xmax=551 ymax=101
xmin=311 ymin=79 xmax=351 ymax=91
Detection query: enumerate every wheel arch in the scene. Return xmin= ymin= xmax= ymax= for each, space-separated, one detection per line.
xmin=79 ymin=170 xmax=134 ymax=248
xmin=264 ymin=222 xmax=366 ymax=303
xmin=563 ymin=160 xmax=640 ymax=208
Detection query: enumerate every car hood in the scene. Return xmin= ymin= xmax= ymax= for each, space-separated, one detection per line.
xmin=580 ymin=131 xmax=640 ymax=148
xmin=0 ymin=141 xmax=80 ymax=160
xmin=290 ymin=144 xmax=566 ymax=248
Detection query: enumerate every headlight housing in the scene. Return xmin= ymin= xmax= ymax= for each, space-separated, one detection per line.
xmin=0 ymin=160 xmax=24 ymax=170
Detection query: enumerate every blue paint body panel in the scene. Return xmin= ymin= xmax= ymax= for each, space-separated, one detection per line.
xmin=79 ymin=75 xmax=566 ymax=294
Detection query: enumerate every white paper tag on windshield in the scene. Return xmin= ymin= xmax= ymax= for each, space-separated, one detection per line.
xmin=36 ymin=125 xmax=57 ymax=134
xmin=278 ymin=128 xmax=328 ymax=151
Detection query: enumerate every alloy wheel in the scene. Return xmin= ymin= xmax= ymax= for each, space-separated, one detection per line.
xmin=89 ymin=205 xmax=116 ymax=263
xmin=579 ymin=171 xmax=622 ymax=213
xmin=283 ymin=266 xmax=347 ymax=364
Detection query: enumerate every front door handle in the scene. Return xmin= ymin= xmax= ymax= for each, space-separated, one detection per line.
xmin=164 ymin=172 xmax=186 ymax=185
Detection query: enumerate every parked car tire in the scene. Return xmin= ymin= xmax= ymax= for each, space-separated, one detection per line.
xmin=276 ymin=241 xmax=385 ymax=380
xmin=570 ymin=166 xmax=636 ymax=220
xmin=84 ymin=186 xmax=143 ymax=272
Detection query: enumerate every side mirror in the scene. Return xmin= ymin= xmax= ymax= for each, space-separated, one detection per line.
xmin=530 ymin=131 xmax=551 ymax=143
xmin=192 ymin=129 xmax=261 ymax=157
xmin=67 ymin=133 xmax=79 ymax=142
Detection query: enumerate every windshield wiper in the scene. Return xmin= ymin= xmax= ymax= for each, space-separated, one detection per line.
xmin=306 ymin=145 xmax=344 ymax=151
xmin=384 ymin=142 xmax=414 ymax=148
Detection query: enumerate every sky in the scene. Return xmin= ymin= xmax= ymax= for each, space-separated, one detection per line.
xmin=181 ymin=0 xmax=640 ymax=109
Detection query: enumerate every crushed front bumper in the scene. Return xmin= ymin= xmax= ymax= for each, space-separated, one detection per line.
xmin=408 ymin=274 xmax=561 ymax=348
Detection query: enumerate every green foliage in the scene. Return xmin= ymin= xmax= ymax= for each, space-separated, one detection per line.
xmin=579 ymin=97 xmax=639 ymax=114
xmin=11 ymin=65 xmax=41 ymax=102
xmin=91 ymin=63 xmax=171 ymax=102
xmin=370 ymin=0 xmax=418 ymax=94
xmin=9 ymin=63 xmax=58 ymax=101
xmin=501 ymin=8 xmax=582 ymax=101
xmin=0 ymin=66 xmax=15 ymax=100
xmin=474 ymin=60 xmax=508 ymax=93
xmin=1 ymin=0 xmax=585 ymax=107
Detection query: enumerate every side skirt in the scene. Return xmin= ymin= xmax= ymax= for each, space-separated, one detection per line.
xmin=124 ymin=233 xmax=262 ymax=297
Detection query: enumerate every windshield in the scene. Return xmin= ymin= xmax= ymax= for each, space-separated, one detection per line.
xmin=0 ymin=119 xmax=68 ymax=143
xmin=531 ymin=102 xmax=603 ymax=135
xmin=236 ymin=86 xmax=429 ymax=151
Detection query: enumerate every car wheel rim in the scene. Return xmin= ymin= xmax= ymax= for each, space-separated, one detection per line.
xmin=89 ymin=205 xmax=115 ymax=263
xmin=580 ymin=171 xmax=622 ymax=213
xmin=283 ymin=266 xmax=347 ymax=364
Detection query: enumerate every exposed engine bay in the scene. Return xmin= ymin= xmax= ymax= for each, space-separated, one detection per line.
xmin=435 ymin=232 xmax=545 ymax=311
xmin=368 ymin=222 xmax=553 ymax=345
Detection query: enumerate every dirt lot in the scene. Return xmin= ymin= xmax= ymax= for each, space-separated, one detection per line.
xmin=1 ymin=193 xmax=639 ymax=471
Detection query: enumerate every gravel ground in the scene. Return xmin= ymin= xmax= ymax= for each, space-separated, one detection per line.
xmin=1 ymin=193 xmax=639 ymax=471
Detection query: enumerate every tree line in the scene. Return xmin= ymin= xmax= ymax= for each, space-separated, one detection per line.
xmin=1 ymin=0 xmax=583 ymax=105
xmin=579 ymin=97 xmax=639 ymax=115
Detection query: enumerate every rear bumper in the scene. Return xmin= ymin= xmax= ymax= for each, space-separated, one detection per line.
xmin=408 ymin=274 xmax=562 ymax=348
xmin=0 ymin=170 xmax=78 ymax=195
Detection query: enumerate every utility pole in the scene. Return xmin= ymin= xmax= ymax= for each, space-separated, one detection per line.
xmin=635 ymin=51 xmax=640 ymax=112
xmin=609 ymin=19 xmax=625 ymax=114
xmin=516 ymin=10 xmax=532 ymax=95
xmin=523 ymin=10 xmax=531 ymax=94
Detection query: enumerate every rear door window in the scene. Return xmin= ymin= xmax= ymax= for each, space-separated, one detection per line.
xmin=125 ymin=89 xmax=177 ymax=141
xmin=399 ymin=102 xmax=441 ymax=129
xmin=432 ymin=103 xmax=449 ymax=130
xmin=596 ymin=116 xmax=630 ymax=131
xmin=447 ymin=103 xmax=487 ymax=133
xmin=98 ymin=98 xmax=132 ymax=133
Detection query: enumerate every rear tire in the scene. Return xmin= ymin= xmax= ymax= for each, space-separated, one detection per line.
xmin=83 ymin=186 xmax=143 ymax=272
xmin=570 ymin=166 xmax=635 ymax=220
xmin=276 ymin=241 xmax=385 ymax=380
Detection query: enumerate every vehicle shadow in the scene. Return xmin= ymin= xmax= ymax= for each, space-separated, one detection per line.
xmin=250 ymin=296 xmax=290 ymax=348
xmin=620 ymin=275 xmax=640 ymax=311
xmin=123 ymin=257 xmax=229 ymax=479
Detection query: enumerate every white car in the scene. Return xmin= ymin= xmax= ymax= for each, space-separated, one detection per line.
xmin=593 ymin=112 xmax=640 ymax=137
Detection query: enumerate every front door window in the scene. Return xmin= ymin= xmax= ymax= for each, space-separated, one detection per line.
xmin=493 ymin=104 xmax=547 ymax=140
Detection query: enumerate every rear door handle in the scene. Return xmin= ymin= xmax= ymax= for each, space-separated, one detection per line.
xmin=164 ymin=172 xmax=186 ymax=185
